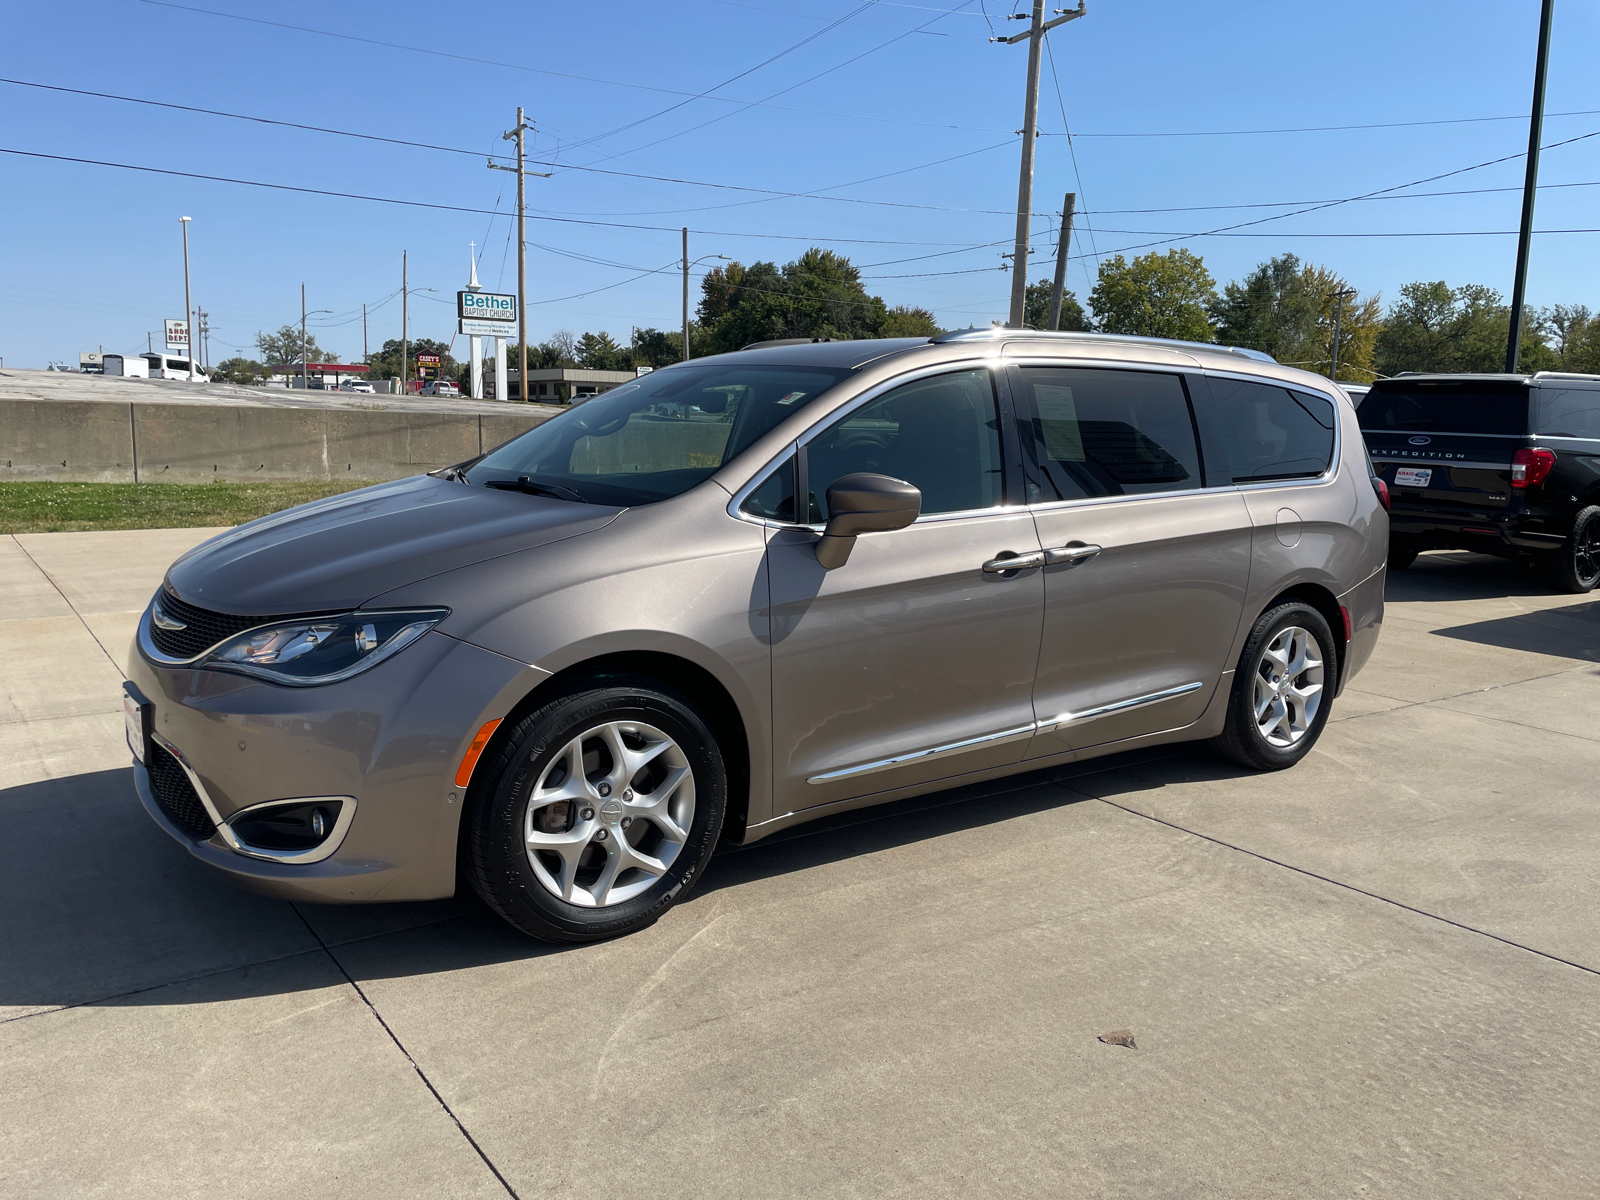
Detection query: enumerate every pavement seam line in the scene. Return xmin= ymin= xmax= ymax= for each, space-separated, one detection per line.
xmin=1329 ymin=662 xmax=1593 ymax=727
xmin=0 ymin=909 xmax=476 ymax=1026
xmin=290 ymin=903 xmax=524 ymax=1200
xmin=1073 ymin=788 xmax=1600 ymax=981
xmin=7 ymin=533 xmax=126 ymax=679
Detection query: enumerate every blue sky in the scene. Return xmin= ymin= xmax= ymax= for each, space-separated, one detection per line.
xmin=3 ymin=0 xmax=1598 ymax=367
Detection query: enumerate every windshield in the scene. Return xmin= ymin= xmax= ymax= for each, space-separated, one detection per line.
xmin=1359 ymin=382 xmax=1529 ymax=436
xmin=466 ymin=362 xmax=855 ymax=505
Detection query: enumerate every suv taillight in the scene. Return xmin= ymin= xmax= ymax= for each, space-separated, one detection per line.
xmin=1372 ymin=475 xmax=1390 ymax=510
xmin=1511 ymin=447 xmax=1555 ymax=488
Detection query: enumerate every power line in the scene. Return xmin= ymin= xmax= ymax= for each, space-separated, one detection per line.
xmin=133 ymin=0 xmax=1017 ymax=137
xmin=0 ymin=146 xmax=992 ymax=246
xmin=557 ymin=1 xmax=878 ymax=154
xmin=707 ymin=0 xmax=991 ymax=40
xmin=1043 ymin=30 xmax=1100 ymax=283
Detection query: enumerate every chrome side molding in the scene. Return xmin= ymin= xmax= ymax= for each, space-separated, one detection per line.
xmin=807 ymin=724 xmax=1036 ymax=785
xmin=1036 ymin=681 xmax=1203 ymax=734
xmin=807 ymin=681 xmax=1204 ymax=785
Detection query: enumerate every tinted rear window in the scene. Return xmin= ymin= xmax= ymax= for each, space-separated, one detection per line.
xmin=1359 ymin=384 xmax=1529 ymax=435
xmin=1535 ymin=388 xmax=1600 ymax=439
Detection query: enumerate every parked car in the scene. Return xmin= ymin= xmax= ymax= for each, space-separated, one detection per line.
xmin=339 ymin=378 xmax=376 ymax=394
xmin=125 ymin=330 xmax=1387 ymax=942
xmin=1360 ymin=371 xmax=1600 ymax=591
xmin=420 ymin=380 xmax=459 ymax=397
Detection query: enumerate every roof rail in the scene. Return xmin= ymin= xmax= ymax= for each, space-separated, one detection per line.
xmin=741 ymin=337 xmax=836 ymax=350
xmin=931 ymin=327 xmax=1276 ymax=364
xmin=1532 ymin=370 xmax=1600 ymax=382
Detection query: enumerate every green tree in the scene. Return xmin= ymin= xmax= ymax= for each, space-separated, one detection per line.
xmin=1089 ymin=249 xmax=1216 ymax=342
xmin=1021 ymin=279 xmax=1091 ymax=332
xmin=1212 ymin=255 xmax=1382 ymax=380
xmin=1539 ymin=304 xmax=1600 ymax=373
xmin=576 ymin=331 xmax=630 ymax=370
xmin=881 ymin=304 xmax=942 ymax=338
xmin=254 ymin=325 xmax=327 ymax=370
xmin=212 ymin=357 xmax=268 ymax=385
xmin=1374 ymin=282 xmax=1554 ymax=376
xmin=697 ymin=248 xmax=921 ymax=352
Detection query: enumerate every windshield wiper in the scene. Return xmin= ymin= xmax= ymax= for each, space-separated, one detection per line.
xmin=483 ymin=476 xmax=589 ymax=503
xmin=431 ymin=464 xmax=471 ymax=484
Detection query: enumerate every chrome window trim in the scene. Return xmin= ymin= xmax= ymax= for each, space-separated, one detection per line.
xmin=1371 ymin=459 xmax=1513 ymax=471
xmin=1201 ymin=368 xmax=1343 ymax=490
xmin=1360 ymin=429 xmax=1528 ymax=439
xmin=728 ymin=356 xmax=1010 ymax=528
xmin=806 ymin=681 xmax=1204 ymax=785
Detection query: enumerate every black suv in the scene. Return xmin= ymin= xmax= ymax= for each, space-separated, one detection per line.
xmin=1359 ymin=372 xmax=1600 ymax=592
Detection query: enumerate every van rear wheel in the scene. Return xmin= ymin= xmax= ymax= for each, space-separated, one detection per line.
xmin=1541 ymin=505 xmax=1600 ymax=594
xmin=1210 ymin=602 xmax=1336 ymax=772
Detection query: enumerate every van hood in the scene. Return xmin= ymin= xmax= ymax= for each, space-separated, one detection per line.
xmin=165 ymin=475 xmax=621 ymax=615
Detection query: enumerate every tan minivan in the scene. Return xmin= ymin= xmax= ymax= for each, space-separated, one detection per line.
xmin=126 ymin=330 xmax=1387 ymax=942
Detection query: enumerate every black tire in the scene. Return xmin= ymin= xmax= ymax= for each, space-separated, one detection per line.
xmin=1539 ymin=505 xmax=1600 ymax=594
xmin=1387 ymin=536 xmax=1419 ymax=571
xmin=465 ymin=678 xmax=727 ymax=943
xmin=1209 ymin=602 xmax=1337 ymax=772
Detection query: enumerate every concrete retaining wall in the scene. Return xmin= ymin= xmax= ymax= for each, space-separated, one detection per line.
xmin=0 ymin=399 xmax=557 ymax=483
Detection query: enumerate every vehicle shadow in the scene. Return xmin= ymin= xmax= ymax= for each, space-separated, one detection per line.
xmin=0 ymin=748 xmax=1201 ymax=1013
xmin=1386 ymin=550 xmax=1560 ymax=603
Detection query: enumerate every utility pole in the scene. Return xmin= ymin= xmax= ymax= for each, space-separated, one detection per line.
xmin=179 ymin=215 xmax=195 ymax=380
xmin=301 ymin=283 xmax=308 ymax=391
xmin=1506 ymin=0 xmax=1555 ymax=374
xmin=1047 ymin=192 xmax=1076 ymax=330
xmin=490 ymin=109 xmax=549 ymax=402
xmin=998 ymin=2 xmax=1086 ymax=329
xmin=402 ymin=251 xmax=408 ymax=392
xmin=362 ymin=303 xmax=368 ymax=363
xmin=1330 ymin=288 xmax=1356 ymax=381
xmin=682 ymin=227 xmax=692 ymax=362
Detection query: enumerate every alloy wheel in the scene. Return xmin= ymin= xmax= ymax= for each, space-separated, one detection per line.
xmin=523 ymin=720 xmax=695 ymax=908
xmin=1575 ymin=517 xmax=1600 ymax=588
xmin=1252 ymin=625 xmax=1325 ymax=748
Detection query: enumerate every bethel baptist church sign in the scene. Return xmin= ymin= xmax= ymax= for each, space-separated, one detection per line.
xmin=458 ymin=290 xmax=517 ymax=337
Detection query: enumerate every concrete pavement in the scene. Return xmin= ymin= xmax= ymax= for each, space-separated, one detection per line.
xmin=2 ymin=534 xmax=1597 ymax=1198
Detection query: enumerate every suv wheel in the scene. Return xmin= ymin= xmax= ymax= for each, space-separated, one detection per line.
xmin=465 ymin=679 xmax=727 ymax=943
xmin=1541 ymin=505 xmax=1600 ymax=594
xmin=1387 ymin=536 xmax=1419 ymax=571
xmin=1210 ymin=602 xmax=1336 ymax=771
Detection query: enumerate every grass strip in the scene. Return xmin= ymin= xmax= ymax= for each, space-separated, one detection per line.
xmin=0 ymin=480 xmax=376 ymax=534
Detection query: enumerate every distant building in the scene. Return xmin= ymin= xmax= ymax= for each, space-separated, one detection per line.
xmin=503 ymin=367 xmax=638 ymax=404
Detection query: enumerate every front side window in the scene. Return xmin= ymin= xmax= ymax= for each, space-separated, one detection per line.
xmin=1013 ymin=366 xmax=1201 ymax=501
xmin=1209 ymin=378 xmax=1335 ymax=483
xmin=1536 ymin=388 xmax=1600 ymax=439
xmin=467 ymin=363 xmax=853 ymax=505
xmin=740 ymin=452 xmax=798 ymax=522
xmin=804 ymin=369 xmax=1003 ymax=521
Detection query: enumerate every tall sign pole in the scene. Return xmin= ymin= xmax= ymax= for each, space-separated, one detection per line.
xmin=402 ymin=251 xmax=409 ymax=392
xmin=179 ymin=216 xmax=195 ymax=380
xmin=999 ymin=2 xmax=1085 ymax=329
xmin=1506 ymin=0 xmax=1555 ymax=374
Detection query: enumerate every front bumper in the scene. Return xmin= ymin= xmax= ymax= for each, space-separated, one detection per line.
xmin=128 ymin=617 xmax=545 ymax=903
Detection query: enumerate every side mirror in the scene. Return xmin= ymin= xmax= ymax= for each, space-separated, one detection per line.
xmin=815 ymin=473 xmax=922 ymax=569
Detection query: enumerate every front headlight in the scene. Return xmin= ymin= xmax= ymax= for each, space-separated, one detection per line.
xmin=203 ymin=609 xmax=449 ymax=686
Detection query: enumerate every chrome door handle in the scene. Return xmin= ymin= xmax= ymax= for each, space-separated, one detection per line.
xmin=1043 ymin=543 xmax=1102 ymax=565
xmin=982 ymin=550 xmax=1045 ymax=573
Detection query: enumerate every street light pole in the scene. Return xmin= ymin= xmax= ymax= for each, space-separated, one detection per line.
xmin=998 ymin=2 xmax=1086 ymax=329
xmin=179 ymin=216 xmax=195 ymax=380
xmin=301 ymin=283 xmax=308 ymax=391
xmin=682 ymin=227 xmax=691 ymax=362
xmin=1506 ymin=0 xmax=1556 ymax=374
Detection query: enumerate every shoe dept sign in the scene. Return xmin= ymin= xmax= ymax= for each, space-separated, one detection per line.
xmin=458 ymin=290 xmax=517 ymax=337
